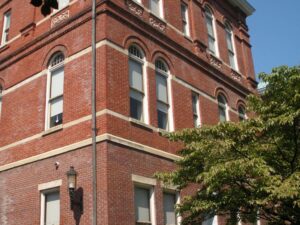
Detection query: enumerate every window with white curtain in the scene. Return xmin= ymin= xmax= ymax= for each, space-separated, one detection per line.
xmin=150 ymin=0 xmax=163 ymax=18
xmin=41 ymin=190 xmax=60 ymax=225
xmin=225 ymin=23 xmax=237 ymax=70
xmin=205 ymin=7 xmax=217 ymax=55
xmin=217 ymin=94 xmax=228 ymax=122
xmin=181 ymin=3 xmax=190 ymax=36
xmin=46 ymin=52 xmax=65 ymax=129
xmin=1 ymin=11 xmax=11 ymax=46
xmin=134 ymin=186 xmax=153 ymax=225
xmin=155 ymin=59 xmax=169 ymax=130
xmin=163 ymin=192 xmax=178 ymax=225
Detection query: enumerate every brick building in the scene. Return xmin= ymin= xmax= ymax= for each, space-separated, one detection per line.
xmin=0 ymin=0 xmax=257 ymax=224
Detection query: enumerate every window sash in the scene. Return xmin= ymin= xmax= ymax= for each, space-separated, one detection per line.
xmin=150 ymin=0 xmax=161 ymax=17
xmin=50 ymin=67 xmax=64 ymax=99
xmin=1 ymin=11 xmax=11 ymax=45
xmin=218 ymin=105 xmax=227 ymax=122
xmin=44 ymin=191 xmax=60 ymax=225
xmin=129 ymin=59 xmax=143 ymax=92
xmin=163 ymin=193 xmax=177 ymax=225
xmin=228 ymin=51 xmax=236 ymax=69
xmin=130 ymin=90 xmax=144 ymax=121
xmin=157 ymin=101 xmax=168 ymax=130
xmin=181 ymin=4 xmax=189 ymax=36
xmin=135 ymin=187 xmax=151 ymax=224
xmin=208 ymin=36 xmax=216 ymax=54
xmin=156 ymin=73 xmax=168 ymax=104
xmin=58 ymin=0 xmax=69 ymax=9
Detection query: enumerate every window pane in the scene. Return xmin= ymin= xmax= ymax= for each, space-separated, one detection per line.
xmin=150 ymin=0 xmax=160 ymax=16
xmin=51 ymin=67 xmax=64 ymax=98
xmin=157 ymin=102 xmax=168 ymax=130
xmin=135 ymin=187 xmax=151 ymax=223
xmin=229 ymin=51 xmax=236 ymax=69
xmin=206 ymin=17 xmax=214 ymax=37
xmin=226 ymin=31 xmax=233 ymax=52
xmin=156 ymin=74 xmax=168 ymax=103
xmin=218 ymin=105 xmax=226 ymax=122
xmin=129 ymin=60 xmax=143 ymax=92
xmin=50 ymin=97 xmax=63 ymax=117
xmin=163 ymin=193 xmax=177 ymax=225
xmin=192 ymin=95 xmax=198 ymax=114
xmin=59 ymin=0 xmax=69 ymax=9
xmin=202 ymin=216 xmax=214 ymax=225
xmin=45 ymin=192 xmax=60 ymax=225
xmin=130 ymin=90 xmax=143 ymax=121
xmin=4 ymin=12 xmax=10 ymax=30
xmin=208 ymin=36 xmax=215 ymax=54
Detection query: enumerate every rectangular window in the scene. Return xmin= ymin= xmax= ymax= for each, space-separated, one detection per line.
xmin=226 ymin=29 xmax=237 ymax=70
xmin=163 ymin=192 xmax=177 ymax=225
xmin=41 ymin=190 xmax=60 ymax=225
xmin=1 ymin=11 xmax=11 ymax=46
xmin=150 ymin=0 xmax=163 ymax=18
xmin=129 ymin=59 xmax=144 ymax=121
xmin=192 ymin=93 xmax=200 ymax=127
xmin=49 ymin=67 xmax=64 ymax=128
xmin=181 ymin=3 xmax=190 ymax=36
xmin=205 ymin=13 xmax=216 ymax=55
xmin=135 ymin=186 xmax=152 ymax=225
xmin=156 ymin=73 xmax=169 ymax=130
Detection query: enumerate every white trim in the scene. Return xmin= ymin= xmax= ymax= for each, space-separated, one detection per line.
xmin=132 ymin=174 xmax=157 ymax=186
xmin=227 ymin=0 xmax=255 ymax=16
xmin=38 ymin=179 xmax=62 ymax=191
xmin=0 ymin=133 xmax=181 ymax=172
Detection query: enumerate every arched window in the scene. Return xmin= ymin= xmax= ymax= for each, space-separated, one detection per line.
xmin=225 ymin=22 xmax=237 ymax=70
xmin=155 ymin=58 xmax=170 ymax=130
xmin=0 ymin=85 xmax=3 ymax=117
xmin=205 ymin=7 xmax=217 ymax=55
xmin=217 ymin=94 xmax=228 ymax=122
xmin=128 ymin=45 xmax=146 ymax=122
xmin=46 ymin=52 xmax=65 ymax=129
xmin=238 ymin=105 xmax=246 ymax=121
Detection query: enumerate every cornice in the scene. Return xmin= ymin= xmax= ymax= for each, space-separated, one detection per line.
xmin=227 ymin=0 xmax=255 ymax=16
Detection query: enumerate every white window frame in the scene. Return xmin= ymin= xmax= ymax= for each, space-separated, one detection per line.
xmin=129 ymin=45 xmax=149 ymax=124
xmin=217 ymin=94 xmax=229 ymax=122
xmin=225 ymin=22 xmax=238 ymax=71
xmin=192 ymin=92 xmax=201 ymax=127
xmin=162 ymin=189 xmax=181 ymax=225
xmin=181 ymin=2 xmax=190 ymax=37
xmin=1 ymin=10 xmax=11 ymax=46
xmin=38 ymin=180 xmax=62 ymax=225
xmin=45 ymin=52 xmax=65 ymax=130
xmin=149 ymin=0 xmax=164 ymax=18
xmin=155 ymin=59 xmax=174 ymax=131
xmin=57 ymin=0 xmax=70 ymax=10
xmin=204 ymin=7 xmax=219 ymax=57
xmin=132 ymin=175 xmax=157 ymax=225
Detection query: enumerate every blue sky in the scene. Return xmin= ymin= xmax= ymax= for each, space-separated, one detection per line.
xmin=247 ymin=0 xmax=300 ymax=81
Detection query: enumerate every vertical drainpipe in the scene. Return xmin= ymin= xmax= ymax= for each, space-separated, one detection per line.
xmin=91 ymin=0 xmax=97 ymax=224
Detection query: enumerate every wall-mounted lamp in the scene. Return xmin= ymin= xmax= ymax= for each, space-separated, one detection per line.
xmin=66 ymin=166 xmax=83 ymax=213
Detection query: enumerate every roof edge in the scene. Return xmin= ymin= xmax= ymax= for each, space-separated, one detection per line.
xmin=227 ymin=0 xmax=255 ymax=16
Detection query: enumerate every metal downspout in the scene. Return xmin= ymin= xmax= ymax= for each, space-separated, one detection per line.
xmin=91 ymin=0 xmax=97 ymax=224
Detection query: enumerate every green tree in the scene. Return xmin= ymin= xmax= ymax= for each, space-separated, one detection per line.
xmin=156 ymin=66 xmax=300 ymax=225
xmin=30 ymin=0 xmax=58 ymax=16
